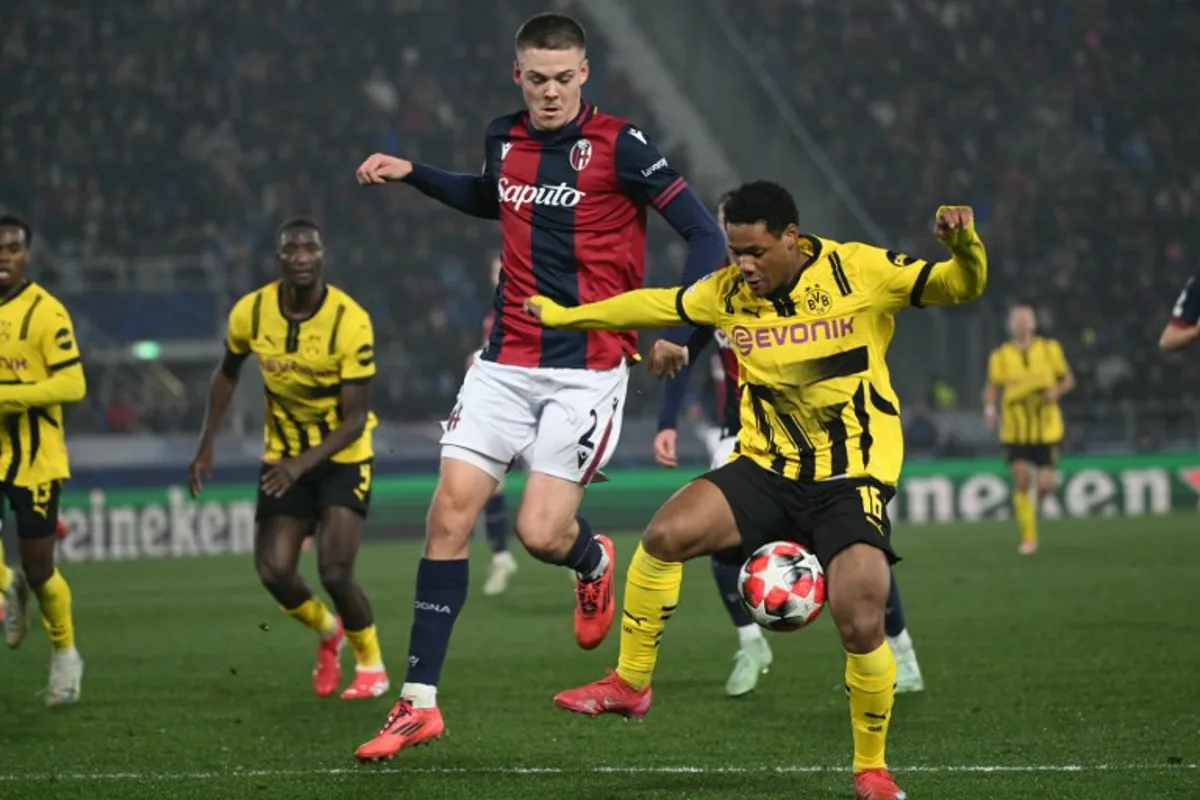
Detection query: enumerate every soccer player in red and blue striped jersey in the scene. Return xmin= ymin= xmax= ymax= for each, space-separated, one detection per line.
xmin=352 ymin=12 xmax=726 ymax=760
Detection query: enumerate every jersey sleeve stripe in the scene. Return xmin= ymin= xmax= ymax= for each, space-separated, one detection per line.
xmin=909 ymin=261 xmax=937 ymax=308
xmin=250 ymin=292 xmax=264 ymax=340
xmin=1169 ymin=316 xmax=1193 ymax=328
xmin=47 ymin=356 xmax=81 ymax=373
xmin=18 ymin=295 xmax=43 ymax=340
xmin=651 ymin=177 xmax=687 ymax=210
xmin=342 ymin=376 xmax=371 ymax=386
xmin=674 ymin=287 xmax=696 ymax=325
xmin=327 ymin=305 xmax=347 ymax=354
xmin=829 ymin=253 xmax=852 ymax=296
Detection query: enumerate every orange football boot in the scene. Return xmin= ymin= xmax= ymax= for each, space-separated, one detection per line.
xmin=574 ymin=535 xmax=616 ymax=650
xmin=355 ymin=699 xmax=444 ymax=761
xmin=340 ymin=668 xmax=390 ymax=700
xmin=553 ymin=670 xmax=652 ymax=719
xmin=855 ymin=769 xmax=907 ymax=799
xmin=313 ymin=619 xmax=345 ymax=697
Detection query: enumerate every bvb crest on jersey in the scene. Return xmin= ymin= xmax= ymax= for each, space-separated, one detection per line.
xmin=804 ymin=286 xmax=833 ymax=316
xmin=301 ymin=333 xmax=324 ymax=360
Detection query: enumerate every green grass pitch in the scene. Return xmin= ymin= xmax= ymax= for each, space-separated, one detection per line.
xmin=0 ymin=516 xmax=1197 ymax=799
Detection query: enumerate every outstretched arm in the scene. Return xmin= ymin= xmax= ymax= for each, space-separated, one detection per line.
xmin=528 ymin=287 xmax=692 ymax=331
xmin=913 ymin=206 xmax=988 ymax=307
xmin=404 ymin=164 xmax=500 ymax=220
xmin=356 ymin=151 xmax=499 ymax=220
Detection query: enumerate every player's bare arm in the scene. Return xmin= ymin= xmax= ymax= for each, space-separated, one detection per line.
xmin=189 ymin=349 xmax=246 ymax=498
xmin=982 ymin=380 xmax=999 ymax=430
xmin=1159 ymin=322 xmax=1200 ymax=351
xmin=1044 ymin=364 xmax=1075 ymax=404
xmin=260 ymin=381 xmax=371 ymax=498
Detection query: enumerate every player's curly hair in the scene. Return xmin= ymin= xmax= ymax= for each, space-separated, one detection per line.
xmin=722 ymin=181 xmax=799 ymax=237
xmin=0 ymin=214 xmax=33 ymax=247
xmin=516 ymin=13 xmax=586 ymax=53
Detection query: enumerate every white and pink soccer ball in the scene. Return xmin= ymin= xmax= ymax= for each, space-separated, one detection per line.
xmin=738 ymin=541 xmax=827 ymax=631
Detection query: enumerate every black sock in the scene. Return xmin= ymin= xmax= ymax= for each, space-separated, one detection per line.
xmin=711 ymin=557 xmax=754 ymax=628
xmin=884 ymin=572 xmax=907 ymax=639
xmin=483 ymin=494 xmax=509 ymax=555
xmin=560 ymin=515 xmax=604 ymax=578
xmin=404 ymin=558 xmax=469 ymax=686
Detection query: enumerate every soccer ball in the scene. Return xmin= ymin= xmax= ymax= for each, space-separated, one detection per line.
xmin=738 ymin=541 xmax=826 ymax=631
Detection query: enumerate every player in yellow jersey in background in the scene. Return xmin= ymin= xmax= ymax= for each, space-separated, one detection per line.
xmin=189 ymin=218 xmax=389 ymax=700
xmin=528 ymin=182 xmax=987 ymax=800
xmin=0 ymin=215 xmax=87 ymax=706
xmin=983 ymin=305 xmax=1074 ymax=555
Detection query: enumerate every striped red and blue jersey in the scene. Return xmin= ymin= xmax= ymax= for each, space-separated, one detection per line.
xmin=480 ymin=102 xmax=688 ymax=370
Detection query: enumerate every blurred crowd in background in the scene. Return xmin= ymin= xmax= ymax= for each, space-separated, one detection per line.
xmin=2 ymin=0 xmax=1197 ymax=450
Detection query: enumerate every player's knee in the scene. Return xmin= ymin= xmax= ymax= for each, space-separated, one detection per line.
xmin=827 ymin=544 xmax=889 ymax=652
xmin=641 ymin=515 xmax=692 ymax=563
xmin=1011 ymin=469 xmax=1031 ymax=493
xmin=318 ymin=563 xmax=354 ymax=597
xmin=426 ymin=484 xmax=481 ymax=557
xmin=21 ymin=558 xmax=54 ymax=589
xmin=254 ymin=553 xmax=294 ymax=593
xmin=513 ymin=510 xmax=570 ymax=562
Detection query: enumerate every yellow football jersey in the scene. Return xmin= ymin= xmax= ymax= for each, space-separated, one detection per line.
xmin=536 ymin=233 xmax=986 ymax=486
xmin=0 ymin=283 xmax=86 ymax=486
xmin=226 ymin=281 xmax=376 ymax=464
xmin=987 ymin=337 xmax=1068 ymax=445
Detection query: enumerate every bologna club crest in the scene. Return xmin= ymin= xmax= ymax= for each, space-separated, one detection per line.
xmin=569 ymin=139 xmax=593 ymax=172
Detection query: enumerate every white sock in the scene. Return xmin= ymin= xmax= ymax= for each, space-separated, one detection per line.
xmin=578 ymin=540 xmax=609 ymax=582
xmin=357 ymin=663 xmax=387 ymax=674
xmin=52 ymin=645 xmax=80 ymax=662
xmin=887 ymin=628 xmax=913 ymax=654
xmin=736 ymin=624 xmax=763 ymax=647
xmin=400 ymin=682 xmax=438 ymax=709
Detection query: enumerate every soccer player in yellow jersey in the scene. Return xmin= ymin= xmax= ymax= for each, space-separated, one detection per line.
xmin=527 ymin=182 xmax=987 ymax=800
xmin=983 ymin=304 xmax=1074 ymax=555
xmin=189 ymin=218 xmax=389 ymax=700
xmin=0 ymin=215 xmax=87 ymax=707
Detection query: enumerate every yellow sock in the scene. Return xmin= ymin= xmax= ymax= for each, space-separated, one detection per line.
xmin=1012 ymin=490 xmax=1038 ymax=546
xmin=615 ymin=543 xmax=682 ymax=690
xmin=345 ymin=624 xmax=384 ymax=670
xmin=0 ymin=540 xmax=13 ymax=594
xmin=34 ymin=569 xmax=75 ymax=654
xmin=283 ymin=597 xmax=338 ymax=639
xmin=846 ymin=641 xmax=897 ymax=773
